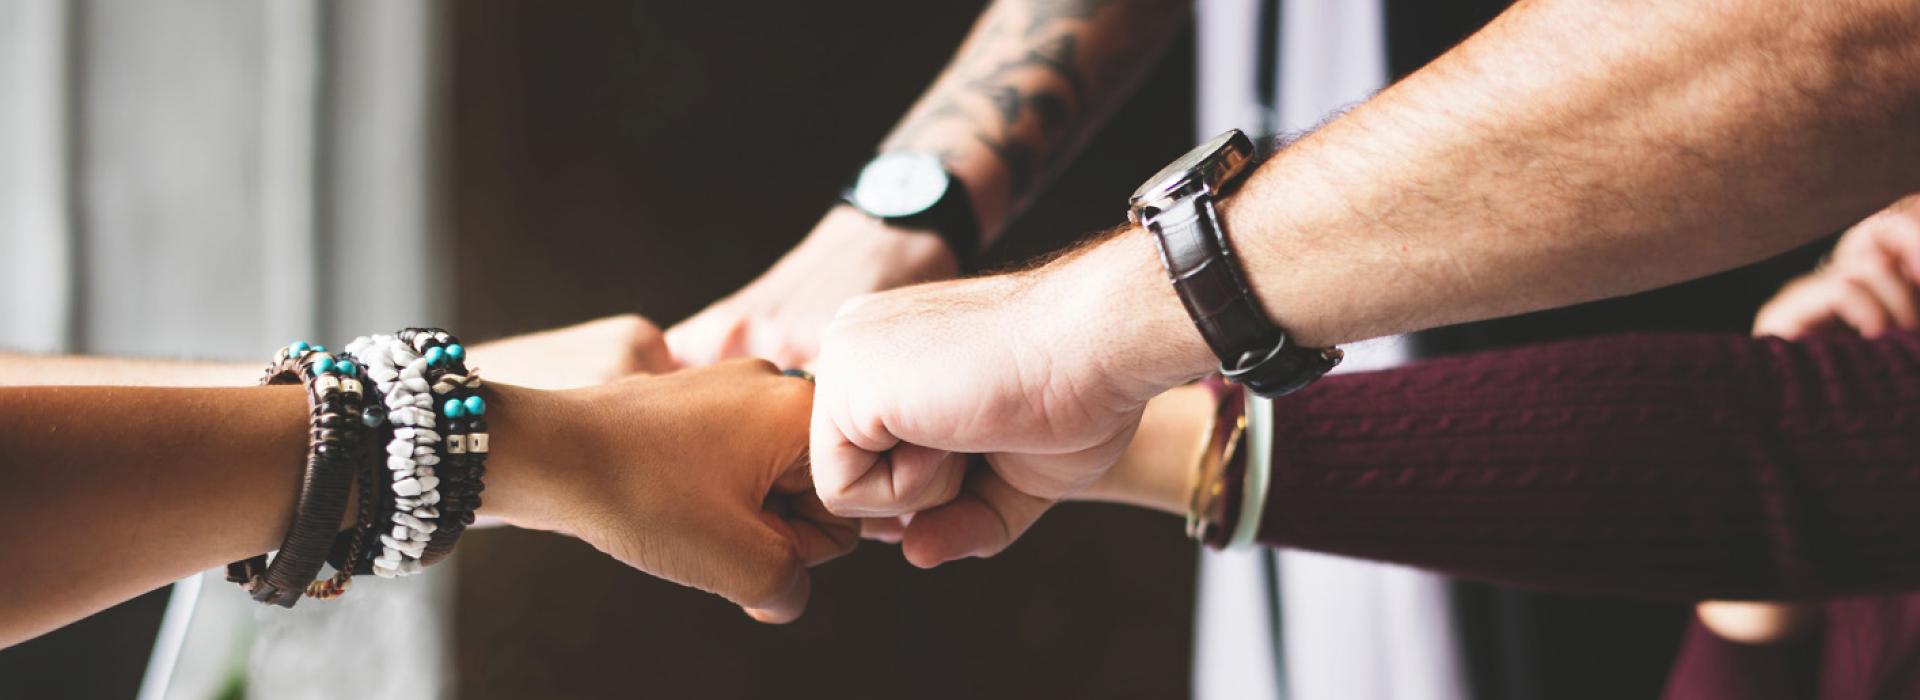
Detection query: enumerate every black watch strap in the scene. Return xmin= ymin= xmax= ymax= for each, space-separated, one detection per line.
xmin=840 ymin=176 xmax=982 ymax=275
xmin=1147 ymin=194 xmax=1341 ymax=397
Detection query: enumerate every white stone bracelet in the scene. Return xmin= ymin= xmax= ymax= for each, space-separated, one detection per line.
xmin=344 ymin=334 xmax=444 ymax=577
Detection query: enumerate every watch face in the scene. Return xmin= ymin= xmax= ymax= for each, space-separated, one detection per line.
xmin=852 ymin=152 xmax=950 ymax=218
xmin=1129 ymin=130 xmax=1254 ymax=214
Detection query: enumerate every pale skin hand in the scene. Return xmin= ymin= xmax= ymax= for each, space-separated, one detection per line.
xmin=812 ymin=0 xmax=1920 ymax=565
xmin=0 ymin=360 xmax=853 ymax=648
xmin=1698 ymin=194 xmax=1920 ymax=644
xmin=1753 ymin=194 xmax=1920 ymax=340
xmin=665 ymin=0 xmax=1187 ymax=368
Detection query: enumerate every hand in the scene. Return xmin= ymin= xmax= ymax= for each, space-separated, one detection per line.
xmin=666 ymin=206 xmax=960 ymax=368
xmin=809 ymin=229 xmax=1211 ymax=567
xmin=488 ymin=360 xmax=857 ymax=623
xmin=471 ymin=314 xmax=675 ymax=390
xmin=1695 ymin=195 xmax=1920 ymax=644
xmin=1753 ymin=195 xmax=1920 ymax=339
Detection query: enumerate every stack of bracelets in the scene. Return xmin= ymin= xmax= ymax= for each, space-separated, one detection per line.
xmin=224 ymin=328 xmax=490 ymax=607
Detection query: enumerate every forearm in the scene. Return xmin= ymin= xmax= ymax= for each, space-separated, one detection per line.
xmin=1224 ymin=0 xmax=1920 ymax=347
xmin=0 ymin=385 xmax=308 ymax=645
xmin=1257 ymin=331 xmax=1920 ymax=600
xmin=0 ymin=353 xmax=256 ymax=386
xmin=1047 ymin=0 xmax=1920 ymax=395
xmin=1094 ymin=331 xmax=1920 ymax=599
xmin=880 ymin=0 xmax=1188 ymax=242
xmin=0 ymin=382 xmax=565 ymax=647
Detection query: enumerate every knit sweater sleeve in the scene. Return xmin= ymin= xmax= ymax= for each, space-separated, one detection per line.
xmin=1255 ymin=330 xmax=1920 ymax=600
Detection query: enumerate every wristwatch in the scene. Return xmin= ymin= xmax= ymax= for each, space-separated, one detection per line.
xmin=1128 ymin=129 xmax=1341 ymax=397
xmin=843 ymin=152 xmax=982 ymax=274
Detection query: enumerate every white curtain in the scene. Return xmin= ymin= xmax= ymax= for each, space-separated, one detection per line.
xmin=1191 ymin=2 xmax=1470 ymax=699
xmin=0 ymin=1 xmax=451 ymax=697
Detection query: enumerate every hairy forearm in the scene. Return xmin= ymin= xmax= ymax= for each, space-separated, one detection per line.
xmin=881 ymin=0 xmax=1188 ymax=242
xmin=0 ymin=353 xmax=256 ymax=386
xmin=1222 ymin=0 xmax=1920 ymax=347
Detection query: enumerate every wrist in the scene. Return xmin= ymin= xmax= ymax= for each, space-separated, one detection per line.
xmin=810 ymin=206 xmax=962 ymax=284
xmin=877 ymin=129 xmax=1013 ymax=245
xmin=471 ymin=382 xmax=579 ymax=531
xmin=1030 ymin=226 xmax=1216 ymax=405
xmin=1080 ymin=385 xmax=1214 ymax=514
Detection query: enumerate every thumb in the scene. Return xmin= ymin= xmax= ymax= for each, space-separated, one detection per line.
xmin=732 ymin=515 xmax=815 ymax=624
xmin=899 ymin=464 xmax=1054 ymax=569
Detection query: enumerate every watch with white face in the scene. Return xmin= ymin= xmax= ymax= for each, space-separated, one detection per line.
xmin=844 ymin=152 xmax=982 ymax=273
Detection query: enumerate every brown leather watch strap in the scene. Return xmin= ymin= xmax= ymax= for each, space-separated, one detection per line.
xmin=1146 ymin=194 xmax=1341 ymax=397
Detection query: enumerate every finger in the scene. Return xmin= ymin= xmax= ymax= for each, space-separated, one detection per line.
xmin=1832 ymin=277 xmax=1894 ymax=337
xmin=774 ymin=458 xmax=815 ymax=494
xmin=1868 ymin=204 xmax=1920 ymax=282
xmin=1752 ymin=278 xmax=1830 ymax=339
xmin=728 ymin=519 xmax=812 ymax=624
xmin=627 ymin=321 xmax=679 ymax=374
xmin=665 ymin=309 xmax=749 ymax=368
xmin=820 ymin=445 xmax=966 ymax=517
xmin=745 ymin=321 xmax=820 ymax=370
xmin=741 ymin=568 xmax=810 ymax=625
xmin=776 ymin=492 xmax=861 ymax=566
xmin=809 ymin=388 xmax=895 ymax=516
xmin=1849 ymin=252 xmax=1920 ymax=330
xmin=861 ymin=516 xmax=908 ymax=544
xmin=900 ymin=465 xmax=1054 ymax=569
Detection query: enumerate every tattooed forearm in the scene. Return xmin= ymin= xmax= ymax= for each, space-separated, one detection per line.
xmin=879 ymin=0 xmax=1189 ymax=240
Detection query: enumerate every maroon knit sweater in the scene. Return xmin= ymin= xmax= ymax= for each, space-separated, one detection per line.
xmin=1248 ymin=330 xmax=1920 ymax=699
xmin=1256 ymin=330 xmax=1920 ymax=600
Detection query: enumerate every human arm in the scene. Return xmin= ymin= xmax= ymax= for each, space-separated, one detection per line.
xmin=1090 ymin=331 xmax=1920 ymax=601
xmin=0 ymin=359 xmax=852 ymax=648
xmin=0 ymin=313 xmax=674 ymax=389
xmin=810 ymin=0 xmax=1920 ymax=563
xmin=665 ymin=0 xmax=1189 ymax=367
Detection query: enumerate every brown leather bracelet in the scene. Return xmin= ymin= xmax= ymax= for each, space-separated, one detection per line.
xmin=226 ymin=344 xmax=369 ymax=608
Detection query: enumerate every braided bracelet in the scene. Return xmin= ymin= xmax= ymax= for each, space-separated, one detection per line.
xmin=227 ymin=342 xmax=372 ymax=607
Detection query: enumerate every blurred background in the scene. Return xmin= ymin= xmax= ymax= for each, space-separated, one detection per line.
xmin=0 ymin=1 xmax=1837 ymax=699
xmin=0 ymin=0 xmax=1196 ymax=697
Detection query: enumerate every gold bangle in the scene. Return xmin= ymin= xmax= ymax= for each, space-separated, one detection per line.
xmin=1183 ymin=406 xmax=1221 ymax=538
xmin=1186 ymin=385 xmax=1247 ymax=540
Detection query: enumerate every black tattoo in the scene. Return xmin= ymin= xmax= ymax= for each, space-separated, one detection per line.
xmin=1024 ymin=0 xmax=1120 ymax=36
xmin=974 ymin=131 xmax=1039 ymax=194
xmin=974 ymin=34 xmax=1085 ymax=104
xmin=884 ymin=0 xmax=1171 ymax=209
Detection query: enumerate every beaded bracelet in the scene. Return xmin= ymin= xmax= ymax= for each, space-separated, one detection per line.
xmin=347 ymin=333 xmax=446 ymax=577
xmin=312 ymin=347 xmax=393 ymax=594
xmin=227 ymin=341 xmax=373 ymax=607
xmin=395 ymin=328 xmax=488 ymax=567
